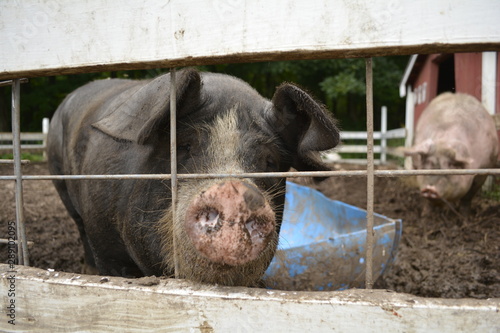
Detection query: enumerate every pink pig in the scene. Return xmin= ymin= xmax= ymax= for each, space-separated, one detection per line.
xmin=405 ymin=92 xmax=498 ymax=211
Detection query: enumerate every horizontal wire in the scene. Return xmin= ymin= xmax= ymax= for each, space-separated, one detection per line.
xmin=0 ymin=168 xmax=499 ymax=181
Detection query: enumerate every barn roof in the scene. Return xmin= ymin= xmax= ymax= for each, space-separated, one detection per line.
xmin=399 ymin=54 xmax=427 ymax=97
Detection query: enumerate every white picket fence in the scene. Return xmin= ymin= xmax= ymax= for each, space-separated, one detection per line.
xmin=323 ymin=106 xmax=407 ymax=165
xmin=0 ymin=117 xmax=49 ymax=155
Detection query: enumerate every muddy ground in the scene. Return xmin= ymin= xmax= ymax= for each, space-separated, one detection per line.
xmin=0 ymin=162 xmax=498 ymax=299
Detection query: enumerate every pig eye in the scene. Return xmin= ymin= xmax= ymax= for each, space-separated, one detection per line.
xmin=266 ymin=157 xmax=278 ymax=171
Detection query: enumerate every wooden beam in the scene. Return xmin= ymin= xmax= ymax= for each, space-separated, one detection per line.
xmin=0 ymin=264 xmax=497 ymax=331
xmin=1 ymin=0 xmax=500 ymax=79
xmin=1 ymin=265 xmax=498 ymax=332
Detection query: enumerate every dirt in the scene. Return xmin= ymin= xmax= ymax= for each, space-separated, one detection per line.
xmin=1 ymin=162 xmax=499 ymax=299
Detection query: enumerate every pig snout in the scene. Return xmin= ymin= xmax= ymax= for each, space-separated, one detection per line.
xmin=421 ymin=185 xmax=440 ymax=200
xmin=185 ymin=181 xmax=276 ymax=266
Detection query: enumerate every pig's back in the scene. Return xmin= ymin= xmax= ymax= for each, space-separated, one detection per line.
xmin=416 ymin=92 xmax=498 ymax=166
xmin=417 ymin=93 xmax=494 ymax=137
xmin=421 ymin=93 xmax=489 ymax=127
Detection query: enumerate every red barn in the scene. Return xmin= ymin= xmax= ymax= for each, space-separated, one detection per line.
xmin=399 ymin=52 xmax=500 ymax=163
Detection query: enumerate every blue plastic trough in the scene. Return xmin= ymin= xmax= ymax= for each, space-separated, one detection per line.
xmin=263 ymin=181 xmax=402 ymax=291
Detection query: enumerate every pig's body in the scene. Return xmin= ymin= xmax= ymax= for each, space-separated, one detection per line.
xmin=406 ymin=92 xmax=498 ymax=208
xmin=47 ymin=69 xmax=339 ymax=286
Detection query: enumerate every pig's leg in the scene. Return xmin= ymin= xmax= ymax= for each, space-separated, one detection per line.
xmin=75 ymin=217 xmax=99 ymax=275
xmin=51 ymin=179 xmax=98 ymax=274
xmin=459 ymin=175 xmax=487 ymax=215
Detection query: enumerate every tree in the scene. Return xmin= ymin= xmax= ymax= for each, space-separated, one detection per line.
xmin=202 ymin=56 xmax=408 ymax=130
xmin=0 ymin=56 xmax=408 ymax=132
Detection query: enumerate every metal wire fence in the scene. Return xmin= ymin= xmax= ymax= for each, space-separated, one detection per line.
xmin=2 ymin=63 xmax=500 ymax=288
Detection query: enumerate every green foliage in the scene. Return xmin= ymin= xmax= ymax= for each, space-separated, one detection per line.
xmin=482 ymin=181 xmax=500 ymax=201
xmin=202 ymin=57 xmax=408 ymax=131
xmin=0 ymin=152 xmax=45 ymax=162
xmin=0 ymin=57 xmax=409 ymax=133
xmin=320 ymin=72 xmax=365 ymax=99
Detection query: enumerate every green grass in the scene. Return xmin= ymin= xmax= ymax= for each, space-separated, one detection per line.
xmin=483 ymin=180 xmax=500 ymax=201
xmin=0 ymin=152 xmax=45 ymax=162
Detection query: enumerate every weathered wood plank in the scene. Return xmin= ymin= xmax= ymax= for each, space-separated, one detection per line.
xmin=1 ymin=0 xmax=500 ymax=79
xmin=0 ymin=265 xmax=498 ymax=332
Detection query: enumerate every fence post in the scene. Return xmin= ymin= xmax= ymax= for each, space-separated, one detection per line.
xmin=481 ymin=52 xmax=497 ymax=191
xmin=380 ymin=106 xmax=387 ymax=164
xmin=42 ymin=117 xmax=49 ymax=160
xmin=404 ymin=86 xmax=415 ymax=169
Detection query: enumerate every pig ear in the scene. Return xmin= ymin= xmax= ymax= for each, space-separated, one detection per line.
xmin=92 ymin=68 xmax=201 ymax=145
xmin=270 ymin=83 xmax=340 ymax=173
xmin=454 ymin=155 xmax=474 ymax=167
xmin=443 ymin=144 xmax=474 ymax=167
xmin=404 ymin=139 xmax=434 ymax=156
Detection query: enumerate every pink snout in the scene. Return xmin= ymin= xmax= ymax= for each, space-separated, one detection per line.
xmin=421 ymin=185 xmax=440 ymax=200
xmin=185 ymin=181 xmax=276 ymax=266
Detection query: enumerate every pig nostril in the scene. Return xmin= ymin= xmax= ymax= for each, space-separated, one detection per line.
xmin=245 ymin=219 xmax=255 ymax=232
xmin=245 ymin=219 xmax=263 ymax=238
xmin=198 ymin=209 xmax=220 ymax=228
xmin=421 ymin=188 xmax=439 ymax=199
xmin=208 ymin=210 xmax=218 ymax=221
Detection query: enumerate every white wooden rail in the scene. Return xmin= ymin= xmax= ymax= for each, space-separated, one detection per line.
xmin=0 ymin=118 xmax=49 ymax=154
xmin=1 ymin=0 xmax=500 ymax=79
xmin=1 ymin=265 xmax=498 ymax=333
xmin=323 ymin=107 xmax=407 ymax=165
xmin=328 ymin=128 xmax=407 ymax=165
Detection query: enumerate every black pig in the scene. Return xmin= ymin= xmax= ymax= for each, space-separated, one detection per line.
xmin=47 ymin=69 xmax=339 ymax=286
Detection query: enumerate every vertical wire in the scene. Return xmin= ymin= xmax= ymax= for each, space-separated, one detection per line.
xmin=170 ymin=68 xmax=179 ymax=278
xmin=11 ymin=79 xmax=29 ymax=266
xmin=365 ymin=58 xmax=374 ymax=289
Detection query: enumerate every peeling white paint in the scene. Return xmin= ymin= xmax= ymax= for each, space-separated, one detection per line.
xmin=1 ymin=0 xmax=500 ymax=79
